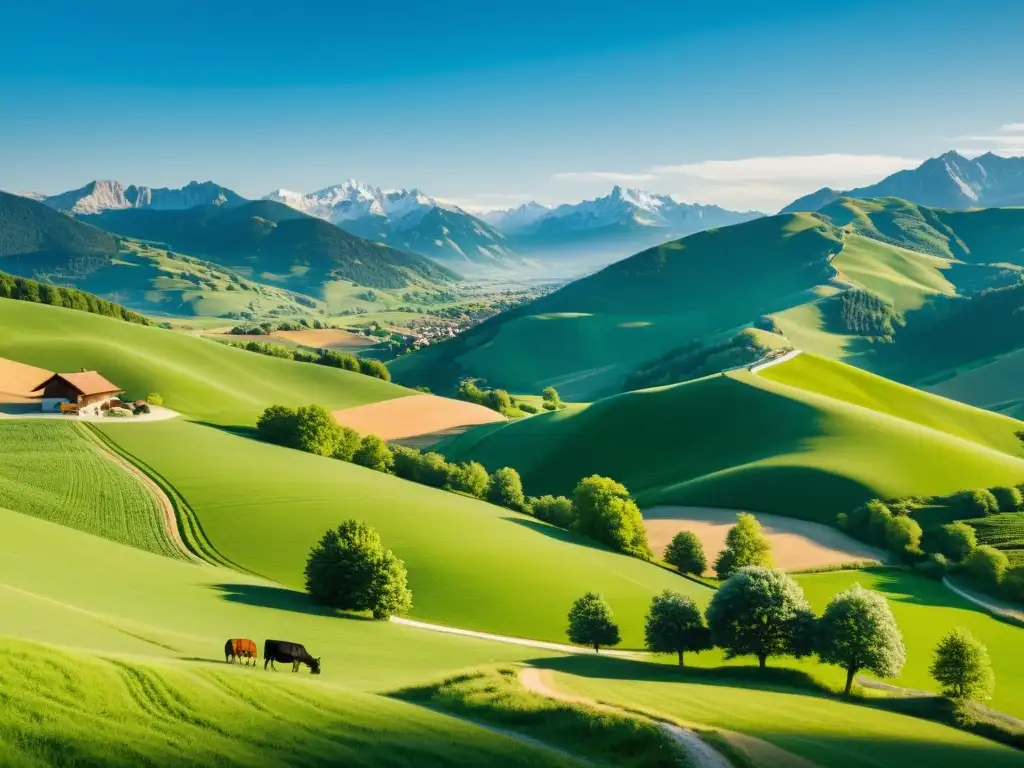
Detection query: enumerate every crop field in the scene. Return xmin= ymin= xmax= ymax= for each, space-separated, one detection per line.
xmin=966 ymin=513 xmax=1024 ymax=567
xmin=0 ymin=300 xmax=408 ymax=426
xmin=0 ymin=638 xmax=584 ymax=768
xmin=0 ymin=421 xmax=182 ymax=558
xmin=540 ymin=656 xmax=1024 ymax=768
xmin=437 ymin=354 xmax=1024 ymax=521
xmin=333 ymin=394 xmax=507 ymax=443
xmin=795 ymin=569 xmax=1024 ymax=717
xmin=98 ymin=419 xmax=707 ymax=647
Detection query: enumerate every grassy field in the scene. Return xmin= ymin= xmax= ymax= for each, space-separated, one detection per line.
xmin=540 ymin=656 xmax=1024 ymax=768
xmin=966 ymin=513 xmax=1024 ymax=567
xmin=98 ymin=419 xmax=707 ymax=647
xmin=929 ymin=348 xmax=1024 ymax=418
xmin=0 ymin=638 xmax=586 ymax=768
xmin=0 ymin=421 xmax=182 ymax=558
xmin=794 ymin=569 xmax=1024 ymax=717
xmin=0 ymin=300 xmax=407 ymax=426
xmin=437 ymin=354 xmax=1024 ymax=521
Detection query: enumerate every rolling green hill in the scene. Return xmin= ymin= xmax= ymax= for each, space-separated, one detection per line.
xmin=85 ymin=200 xmax=459 ymax=295
xmin=391 ymin=199 xmax=1024 ymax=404
xmin=435 ymin=353 xmax=1024 ymax=520
xmin=0 ymin=299 xmax=406 ymax=425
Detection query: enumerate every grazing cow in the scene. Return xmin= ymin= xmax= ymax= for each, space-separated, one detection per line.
xmin=224 ymin=638 xmax=258 ymax=666
xmin=263 ymin=639 xmax=321 ymax=674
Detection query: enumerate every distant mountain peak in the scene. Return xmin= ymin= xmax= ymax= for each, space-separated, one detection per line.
xmin=41 ymin=179 xmax=245 ymax=214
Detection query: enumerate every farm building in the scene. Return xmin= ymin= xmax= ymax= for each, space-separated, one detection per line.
xmin=33 ymin=371 xmax=124 ymax=415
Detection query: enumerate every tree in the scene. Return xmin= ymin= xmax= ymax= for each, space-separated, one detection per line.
xmin=963 ymin=545 xmax=1009 ymax=589
xmin=541 ymin=386 xmax=562 ymax=408
xmin=883 ymin=515 xmax=922 ymax=559
xmin=488 ymin=467 xmax=527 ymax=511
xmin=959 ymin=489 xmax=1000 ymax=516
xmin=571 ymin=475 xmax=651 ymax=560
xmin=146 ymin=392 xmax=164 ymax=406
xmin=939 ymin=522 xmax=977 ymax=562
xmin=663 ymin=531 xmax=707 ymax=575
xmin=990 ymin=486 xmax=1023 ymax=513
xmin=816 ymin=584 xmax=905 ymax=695
xmin=331 ymin=426 xmax=362 ymax=462
xmin=930 ymin=628 xmax=994 ymax=702
xmin=644 ymin=590 xmax=712 ymax=666
xmin=705 ymin=567 xmax=812 ymax=669
xmin=303 ymin=520 xmax=412 ymax=620
xmin=714 ymin=513 xmax=772 ymax=579
xmin=1001 ymin=566 xmax=1024 ymax=604
xmin=451 ymin=461 xmax=490 ymax=498
xmin=567 ymin=592 xmax=621 ymax=653
xmin=357 ymin=357 xmax=391 ymax=381
xmin=353 ymin=434 xmax=394 ymax=473
xmin=256 ymin=404 xmax=298 ymax=447
xmin=529 ymin=495 xmax=574 ymax=528
xmin=294 ymin=404 xmax=344 ymax=457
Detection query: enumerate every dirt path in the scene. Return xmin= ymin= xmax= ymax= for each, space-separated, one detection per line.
xmin=389 ymin=617 xmax=639 ymax=657
xmin=519 ymin=668 xmax=731 ymax=768
xmin=943 ymin=577 xmax=1024 ymax=622
xmin=75 ymin=424 xmax=201 ymax=564
xmin=749 ymin=349 xmax=802 ymax=373
xmin=644 ymin=506 xmax=884 ymax=575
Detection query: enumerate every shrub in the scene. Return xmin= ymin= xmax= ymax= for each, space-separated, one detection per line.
xmin=963 ymin=545 xmax=1009 ymax=589
xmin=353 ymin=435 xmax=394 ymax=473
xmin=104 ymin=408 xmax=130 ymax=417
xmin=567 ymin=593 xmax=620 ymax=653
xmin=543 ymin=402 xmax=558 ymax=411
xmin=714 ymin=513 xmax=772 ymax=579
xmin=990 ymin=486 xmax=1023 ymax=513
xmin=571 ymin=475 xmax=651 ymax=560
xmin=914 ymin=552 xmax=950 ymax=581
xmin=705 ymin=567 xmax=813 ymax=669
xmin=146 ymin=392 xmax=164 ymax=406
xmin=1002 ymin=566 xmax=1024 ymax=604
xmin=529 ymin=495 xmax=574 ymax=528
xmin=517 ymin=402 xmax=539 ymax=414
xmin=817 ymin=584 xmax=905 ymax=695
xmin=488 ymin=467 xmax=527 ymax=511
xmin=939 ymin=522 xmax=978 ymax=562
xmin=959 ymin=489 xmax=1000 ymax=517
xmin=930 ymin=628 xmax=994 ymax=702
xmin=663 ymin=531 xmax=707 ymax=575
xmin=303 ymin=520 xmax=412 ymax=620
xmin=451 ymin=461 xmax=490 ymax=499
xmin=257 ymin=405 xmax=299 ymax=447
xmin=883 ymin=515 xmax=922 ymax=559
xmin=132 ymin=403 xmax=151 ymax=416
xmin=357 ymin=357 xmax=391 ymax=382
xmin=644 ymin=590 xmax=712 ymax=666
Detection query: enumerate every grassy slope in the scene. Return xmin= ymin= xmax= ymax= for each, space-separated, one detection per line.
xmin=0 ymin=299 xmax=407 ymax=425
xmin=0 ymin=421 xmax=180 ymax=558
xmin=436 ymin=354 xmax=1024 ymax=522
xmin=98 ymin=419 xmax=707 ymax=647
xmin=928 ymin=348 xmax=1024 ymax=417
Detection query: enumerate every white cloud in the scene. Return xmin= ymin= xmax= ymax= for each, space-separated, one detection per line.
xmin=439 ymin=192 xmax=537 ymax=213
xmin=551 ymin=171 xmax=657 ymax=183
xmin=1000 ymin=123 xmax=1024 ymax=132
xmin=652 ymin=154 xmax=920 ymax=182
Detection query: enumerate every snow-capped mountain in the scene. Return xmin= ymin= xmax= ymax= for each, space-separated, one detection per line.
xmin=480 ymin=201 xmax=551 ymax=230
xmin=781 ymin=151 xmax=1024 ymax=213
xmin=264 ymin=180 xmax=523 ymax=270
xmin=495 ymin=186 xmax=765 ymax=268
xmin=41 ymin=180 xmax=246 ymax=215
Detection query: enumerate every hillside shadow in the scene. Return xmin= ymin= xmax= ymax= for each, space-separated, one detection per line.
xmin=210 ymin=583 xmax=373 ymax=621
xmin=191 ymin=421 xmax=260 ymax=439
xmin=500 ymin=517 xmax=611 ymax=553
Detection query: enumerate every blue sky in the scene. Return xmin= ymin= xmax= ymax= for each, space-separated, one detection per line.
xmin=1 ymin=0 xmax=1022 ymax=212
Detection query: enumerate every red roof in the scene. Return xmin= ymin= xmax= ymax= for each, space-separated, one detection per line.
xmin=34 ymin=371 xmax=123 ymax=397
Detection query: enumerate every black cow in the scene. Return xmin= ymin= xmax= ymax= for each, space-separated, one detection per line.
xmin=263 ymin=639 xmax=321 ymax=674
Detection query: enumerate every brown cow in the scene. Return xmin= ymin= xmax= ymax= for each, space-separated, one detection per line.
xmin=224 ymin=638 xmax=258 ymax=666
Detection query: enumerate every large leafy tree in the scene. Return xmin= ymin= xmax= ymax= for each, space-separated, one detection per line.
xmin=353 ymin=434 xmax=394 ymax=473
xmin=714 ymin=513 xmax=772 ymax=579
xmin=644 ymin=590 xmax=712 ymax=666
xmin=571 ymin=475 xmax=651 ymax=560
xmin=705 ymin=567 xmax=813 ymax=669
xmin=817 ymin=584 xmax=906 ymax=695
xmin=488 ymin=467 xmax=527 ymax=511
xmin=304 ymin=520 xmax=412 ymax=620
xmin=294 ymin=404 xmax=345 ymax=457
xmin=663 ymin=531 xmax=707 ymax=575
xmin=567 ymin=592 xmax=621 ymax=653
xmin=930 ymin=628 xmax=995 ymax=702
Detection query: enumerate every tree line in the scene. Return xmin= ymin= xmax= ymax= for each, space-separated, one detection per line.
xmin=568 ymin=566 xmax=995 ymax=702
xmin=838 ymin=489 xmax=1024 ymax=604
xmin=0 ymin=270 xmax=150 ymax=325
xmin=255 ymin=403 xmax=652 ymax=559
xmin=225 ymin=340 xmax=391 ymax=381
xmin=833 ymin=289 xmax=905 ymax=338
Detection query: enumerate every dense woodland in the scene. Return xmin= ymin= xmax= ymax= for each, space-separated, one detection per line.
xmin=625 ymin=329 xmax=778 ymax=390
xmin=0 ymin=270 xmax=149 ymax=325
xmin=833 ymin=289 xmax=905 ymax=338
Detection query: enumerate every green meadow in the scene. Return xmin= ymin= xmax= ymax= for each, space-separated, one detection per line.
xmin=0 ymin=300 xmax=407 ymax=426
xmin=98 ymin=419 xmax=705 ymax=647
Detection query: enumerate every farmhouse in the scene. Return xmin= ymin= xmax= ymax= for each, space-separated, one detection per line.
xmin=33 ymin=371 xmax=124 ymax=415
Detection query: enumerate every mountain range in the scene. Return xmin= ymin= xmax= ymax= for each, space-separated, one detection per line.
xmin=40 ymin=180 xmax=246 ymax=215
xmin=782 ymin=151 xmax=1024 ymax=213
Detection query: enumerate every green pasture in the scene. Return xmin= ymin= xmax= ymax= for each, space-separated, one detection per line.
xmin=98 ymin=419 xmax=707 ymax=647
xmin=0 ymin=421 xmax=181 ymax=559
xmin=0 ymin=300 xmax=407 ymax=426
xmin=438 ymin=355 xmax=1024 ymax=521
